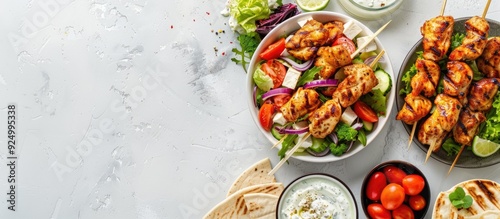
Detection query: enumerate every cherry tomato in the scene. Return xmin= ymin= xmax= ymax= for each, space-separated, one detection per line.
xmin=261 ymin=59 xmax=286 ymax=89
xmin=381 ymin=183 xmax=406 ymax=210
xmin=333 ymin=35 xmax=356 ymax=54
xmin=408 ymin=194 xmax=427 ymax=211
xmin=382 ymin=165 xmax=407 ymax=185
xmin=366 ymin=171 xmax=387 ymax=201
xmin=392 ymin=204 xmax=415 ymax=219
xmin=367 ymin=203 xmax=391 ymax=219
xmin=402 ymin=174 xmax=426 ymax=195
xmin=353 ymin=101 xmax=378 ymax=122
xmin=260 ymin=38 xmax=286 ymax=60
xmin=258 ymin=103 xmax=275 ymax=131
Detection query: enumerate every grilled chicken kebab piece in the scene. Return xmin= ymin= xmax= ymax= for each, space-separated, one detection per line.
xmin=421 ymin=15 xmax=455 ymax=61
xmin=443 ymin=61 xmax=474 ymax=105
xmin=396 ymin=59 xmax=440 ymax=125
xmin=418 ymin=94 xmax=462 ymax=152
xmin=309 ymin=63 xmax=379 ymax=138
xmin=452 ymin=78 xmax=500 ymax=146
xmin=285 ymin=19 xmax=344 ymax=61
xmin=315 ymin=45 xmax=352 ymax=79
xmin=477 ymin=37 xmax=500 ymax=78
xmin=449 ymin=16 xmax=490 ymax=61
xmin=279 ymin=87 xmax=321 ymax=122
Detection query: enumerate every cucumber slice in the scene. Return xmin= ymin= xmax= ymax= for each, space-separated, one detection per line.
xmin=363 ymin=120 xmax=374 ymax=132
xmin=372 ymin=69 xmax=392 ymax=95
xmin=271 ymin=124 xmax=285 ymax=140
xmin=309 ymin=137 xmax=328 ymax=153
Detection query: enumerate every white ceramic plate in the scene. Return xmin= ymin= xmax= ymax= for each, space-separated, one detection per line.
xmin=247 ymin=11 xmax=395 ymax=162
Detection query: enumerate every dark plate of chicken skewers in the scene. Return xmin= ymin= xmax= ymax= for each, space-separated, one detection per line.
xmin=396 ymin=16 xmax=500 ymax=168
xmin=247 ymin=11 xmax=395 ymax=163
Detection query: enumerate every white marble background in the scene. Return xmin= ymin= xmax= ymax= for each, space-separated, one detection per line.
xmin=0 ymin=0 xmax=499 ymax=218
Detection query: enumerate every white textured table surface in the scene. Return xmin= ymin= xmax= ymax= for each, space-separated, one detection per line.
xmin=1 ymin=0 xmax=500 ymax=218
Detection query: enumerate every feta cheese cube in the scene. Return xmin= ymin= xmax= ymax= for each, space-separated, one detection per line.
xmin=282 ymin=67 xmax=302 ymax=89
xmin=341 ymin=107 xmax=358 ymax=125
xmin=356 ymin=35 xmax=378 ymax=53
xmin=273 ymin=112 xmax=287 ymax=126
xmin=297 ymin=16 xmax=313 ymax=27
xmin=343 ymin=20 xmax=363 ymax=39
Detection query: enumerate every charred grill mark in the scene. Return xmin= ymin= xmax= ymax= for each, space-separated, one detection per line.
xmin=479 ymin=180 xmax=500 ymax=209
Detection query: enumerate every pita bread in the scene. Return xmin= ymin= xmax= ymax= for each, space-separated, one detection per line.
xmin=433 ymin=179 xmax=500 ymax=219
xmin=203 ymin=183 xmax=284 ymax=219
xmin=243 ymin=193 xmax=279 ymax=219
xmin=227 ymin=158 xmax=276 ymax=197
xmin=466 ymin=210 xmax=500 ymax=219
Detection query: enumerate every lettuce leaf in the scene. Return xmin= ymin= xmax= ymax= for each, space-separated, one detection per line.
xmin=252 ymin=64 xmax=273 ymax=91
xmin=479 ymin=91 xmax=500 ymax=144
xmin=229 ymin=0 xmax=271 ymax=33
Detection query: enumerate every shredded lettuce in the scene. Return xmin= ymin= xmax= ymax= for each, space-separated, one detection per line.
xmin=229 ymin=0 xmax=271 ymax=34
xmin=442 ymin=137 xmax=461 ymax=156
xmin=297 ymin=66 xmax=322 ymax=87
xmin=399 ymin=51 xmax=423 ymax=95
xmin=451 ymin=33 xmax=466 ymax=51
xmin=252 ymin=63 xmax=273 ymax=91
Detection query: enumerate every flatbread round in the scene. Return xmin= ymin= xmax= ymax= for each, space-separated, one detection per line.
xmin=433 ymin=179 xmax=500 ymax=219
xmin=243 ymin=193 xmax=279 ymax=219
xmin=203 ymin=183 xmax=284 ymax=219
xmin=227 ymin=158 xmax=276 ymax=197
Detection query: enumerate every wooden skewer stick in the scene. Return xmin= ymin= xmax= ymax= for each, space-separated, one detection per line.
xmin=425 ymin=139 xmax=437 ymax=163
xmin=369 ymin=50 xmax=385 ymax=68
xmin=448 ymin=145 xmax=465 ymax=174
xmin=482 ymin=0 xmax=492 ymax=18
xmin=351 ymin=20 xmax=391 ymax=59
xmin=271 ymin=134 xmax=288 ymax=149
xmin=408 ymin=122 xmax=418 ymax=149
xmin=268 ymin=133 xmax=311 ymax=176
xmin=439 ymin=0 xmax=447 ymax=16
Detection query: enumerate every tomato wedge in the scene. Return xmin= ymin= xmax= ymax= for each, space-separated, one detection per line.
xmin=259 ymin=103 xmax=275 ymax=131
xmin=333 ymin=35 xmax=356 ymax=55
xmin=260 ymin=38 xmax=286 ymax=60
xmin=261 ymin=59 xmax=286 ymax=89
xmin=353 ymin=101 xmax=378 ymax=122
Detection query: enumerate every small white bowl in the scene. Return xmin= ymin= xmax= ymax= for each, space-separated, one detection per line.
xmin=276 ymin=173 xmax=358 ymax=219
xmin=246 ymin=11 xmax=395 ymax=163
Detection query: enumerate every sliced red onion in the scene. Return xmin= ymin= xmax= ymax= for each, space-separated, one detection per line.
xmin=279 ymin=57 xmax=314 ymax=71
xmin=328 ymin=133 xmax=338 ymax=144
xmin=364 ymin=55 xmax=386 ymax=66
xmin=253 ymin=86 xmax=257 ymax=107
xmin=346 ymin=140 xmax=356 ymax=153
xmin=261 ymin=88 xmax=294 ymax=101
xmin=303 ymin=79 xmax=339 ymax=89
xmin=351 ymin=121 xmax=363 ymax=130
xmin=306 ymin=147 xmax=331 ymax=157
xmin=275 ymin=126 xmax=309 ymax=135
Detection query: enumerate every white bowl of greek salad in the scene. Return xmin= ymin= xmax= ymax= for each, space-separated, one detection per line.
xmin=247 ymin=11 xmax=395 ymax=162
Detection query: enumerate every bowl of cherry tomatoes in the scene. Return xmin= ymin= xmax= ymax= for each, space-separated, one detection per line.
xmin=361 ymin=160 xmax=430 ymax=219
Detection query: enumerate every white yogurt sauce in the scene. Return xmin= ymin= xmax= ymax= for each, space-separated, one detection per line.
xmin=280 ymin=177 xmax=355 ymax=219
xmin=353 ymin=0 xmax=397 ymax=9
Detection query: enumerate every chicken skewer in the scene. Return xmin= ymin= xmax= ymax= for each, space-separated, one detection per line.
xmin=268 ymin=51 xmax=384 ymax=176
xmin=448 ymin=0 xmax=492 ymax=173
xmin=400 ymin=0 xmax=452 ymax=148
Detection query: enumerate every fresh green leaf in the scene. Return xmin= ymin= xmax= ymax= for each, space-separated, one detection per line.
xmin=399 ymin=51 xmax=423 ymax=95
xmin=229 ymin=0 xmax=271 ymax=33
xmin=232 ymin=32 xmax=261 ymax=72
xmin=360 ymin=89 xmax=387 ymax=116
xmin=335 ymin=122 xmax=358 ymax=142
xmin=451 ymin=33 xmax=466 ymax=51
xmin=252 ymin=63 xmax=274 ymax=91
xmin=442 ymin=138 xmax=461 ymax=156
xmin=330 ymin=142 xmax=348 ymax=156
xmin=467 ymin=60 xmax=484 ymax=81
xmin=449 ymin=187 xmax=473 ymax=209
xmin=479 ymin=90 xmax=500 ymax=144
xmin=297 ymin=66 xmax=322 ymax=87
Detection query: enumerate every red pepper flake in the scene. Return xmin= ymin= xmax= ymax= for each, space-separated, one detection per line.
xmin=170 ymin=25 xmax=174 ymax=29
xmin=222 ymin=52 xmax=226 ymax=56
xmin=206 ymin=12 xmax=210 ymax=15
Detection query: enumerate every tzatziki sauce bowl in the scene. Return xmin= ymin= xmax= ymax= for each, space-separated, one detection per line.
xmin=276 ymin=173 xmax=358 ymax=219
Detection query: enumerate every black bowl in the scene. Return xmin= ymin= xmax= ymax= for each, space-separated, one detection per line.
xmin=395 ymin=17 xmax=500 ymax=167
xmin=361 ymin=160 xmax=431 ymax=219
